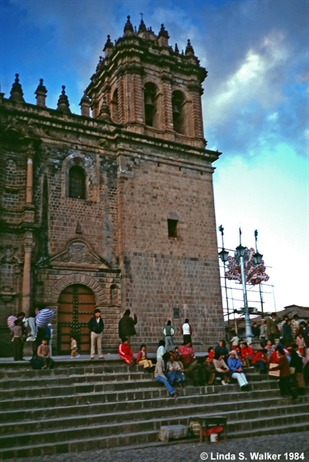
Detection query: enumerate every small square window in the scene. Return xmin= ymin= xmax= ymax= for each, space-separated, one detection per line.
xmin=168 ymin=219 xmax=178 ymax=238
xmin=173 ymin=308 xmax=180 ymax=319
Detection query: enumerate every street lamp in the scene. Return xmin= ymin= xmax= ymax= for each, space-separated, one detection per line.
xmin=218 ymin=225 xmax=230 ymax=338
xmin=235 ymin=233 xmax=253 ymax=343
xmin=253 ymin=229 xmax=264 ymax=317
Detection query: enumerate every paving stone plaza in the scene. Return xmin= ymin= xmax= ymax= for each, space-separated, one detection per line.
xmin=7 ymin=431 xmax=309 ymax=462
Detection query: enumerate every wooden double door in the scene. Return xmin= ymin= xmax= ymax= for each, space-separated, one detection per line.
xmin=57 ymin=284 xmax=96 ymax=354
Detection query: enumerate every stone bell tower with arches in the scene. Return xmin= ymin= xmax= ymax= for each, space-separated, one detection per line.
xmin=0 ymin=16 xmax=224 ymax=355
xmin=85 ymin=16 xmax=225 ymax=347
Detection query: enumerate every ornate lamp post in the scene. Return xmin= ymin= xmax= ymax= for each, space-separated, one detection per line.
xmin=253 ymin=229 xmax=264 ymax=317
xmin=235 ymin=232 xmax=253 ymax=343
xmin=218 ymin=225 xmax=230 ymax=338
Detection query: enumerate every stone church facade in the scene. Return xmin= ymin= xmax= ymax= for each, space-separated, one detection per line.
xmin=0 ymin=17 xmax=224 ymax=355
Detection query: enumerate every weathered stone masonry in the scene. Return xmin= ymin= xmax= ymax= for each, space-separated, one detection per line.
xmin=0 ymin=17 xmax=224 ymax=355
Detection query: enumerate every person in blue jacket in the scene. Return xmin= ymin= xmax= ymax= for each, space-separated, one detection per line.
xmin=227 ymin=350 xmax=249 ymax=391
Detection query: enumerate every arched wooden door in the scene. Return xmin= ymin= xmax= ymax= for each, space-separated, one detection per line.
xmin=57 ymin=284 xmax=96 ymax=354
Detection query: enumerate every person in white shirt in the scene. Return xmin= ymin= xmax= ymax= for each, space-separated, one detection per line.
xmin=181 ymin=318 xmax=192 ymax=344
xmin=156 ymin=339 xmax=166 ymax=360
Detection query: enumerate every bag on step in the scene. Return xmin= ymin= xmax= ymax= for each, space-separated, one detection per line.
xmin=268 ymin=362 xmax=279 ymax=377
xmin=29 ymin=357 xmax=43 ymax=370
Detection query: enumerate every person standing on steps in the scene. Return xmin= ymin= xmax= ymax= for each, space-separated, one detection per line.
xmin=88 ymin=308 xmax=104 ymax=360
xmin=271 ymin=346 xmax=297 ymax=400
xmin=11 ymin=319 xmax=24 ymax=361
xmin=266 ymin=312 xmax=278 ymax=345
xmin=118 ymin=309 xmax=137 ymax=344
xmin=181 ymin=318 xmax=192 ymax=345
xmin=163 ymin=320 xmax=175 ymax=352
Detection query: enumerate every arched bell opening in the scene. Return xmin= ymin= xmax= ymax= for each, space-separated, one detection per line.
xmin=144 ymin=82 xmax=159 ymax=128
xmin=172 ymin=90 xmax=186 ymax=134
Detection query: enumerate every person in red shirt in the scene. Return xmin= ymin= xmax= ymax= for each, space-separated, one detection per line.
xmin=207 ymin=347 xmax=215 ymax=360
xmin=252 ymin=348 xmax=269 ymax=374
xmin=179 ymin=341 xmax=198 ymax=374
xmin=240 ymin=342 xmax=254 ymax=367
xmin=135 ymin=344 xmax=153 ymax=371
xmin=118 ymin=338 xmax=135 ymax=366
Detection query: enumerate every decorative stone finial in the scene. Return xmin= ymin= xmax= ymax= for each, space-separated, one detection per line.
xmin=124 ymin=15 xmax=134 ymax=36
xmin=158 ymin=24 xmax=169 ymax=47
xmin=175 ymin=43 xmax=179 ymax=54
xmin=103 ymin=35 xmax=114 ymax=57
xmin=79 ymin=93 xmax=91 ymax=117
xmin=35 ymin=78 xmax=47 ymax=107
xmin=98 ymin=97 xmax=111 ymax=122
xmin=57 ymin=86 xmax=71 ymax=113
xmin=9 ymin=74 xmax=25 ymax=103
xmin=185 ymin=39 xmax=195 ymax=56
xmin=158 ymin=24 xmax=169 ymax=39
xmin=138 ymin=19 xmax=146 ymax=34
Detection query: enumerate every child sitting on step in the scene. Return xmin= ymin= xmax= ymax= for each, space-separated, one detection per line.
xmin=37 ymin=339 xmax=54 ymax=369
xmin=118 ymin=337 xmax=135 ymax=367
xmin=136 ymin=344 xmax=153 ymax=371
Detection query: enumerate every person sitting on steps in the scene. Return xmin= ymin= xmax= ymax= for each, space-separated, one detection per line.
xmin=136 ymin=344 xmax=153 ymax=371
xmin=37 ymin=338 xmax=54 ymax=369
xmin=240 ymin=342 xmax=254 ymax=367
xmin=154 ymin=352 xmax=177 ymax=398
xmin=213 ymin=352 xmax=230 ymax=385
xmin=118 ymin=337 xmax=135 ymax=367
xmin=200 ymin=354 xmax=216 ymax=385
xmin=166 ymin=352 xmax=185 ymax=387
xmin=227 ymin=350 xmax=249 ymax=390
xmin=252 ymin=348 xmax=269 ymax=374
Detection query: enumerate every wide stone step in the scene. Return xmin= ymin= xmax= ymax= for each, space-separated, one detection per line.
xmin=0 ymin=377 xmax=164 ymax=399
xmin=0 ymin=377 xmax=282 ymax=412
xmin=0 ymin=362 xmax=133 ymax=379
xmin=0 ymin=429 xmax=160 ymax=459
xmin=0 ymin=367 xmax=270 ymax=385
xmin=0 ymin=363 xmax=274 ymax=387
xmin=0 ymin=394 xmax=307 ymax=440
xmin=0 ymin=385 xmax=283 ymax=427
xmin=0 ymin=370 xmax=151 ymax=389
xmin=0 ymin=372 xmax=279 ymax=400
xmin=228 ymin=410 xmax=309 ymax=436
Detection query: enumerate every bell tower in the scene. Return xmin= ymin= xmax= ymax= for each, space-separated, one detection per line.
xmin=85 ymin=16 xmax=224 ymax=347
xmin=86 ymin=16 xmax=206 ymax=146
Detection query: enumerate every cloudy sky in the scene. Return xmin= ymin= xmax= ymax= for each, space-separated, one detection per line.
xmin=0 ymin=0 xmax=308 ymax=316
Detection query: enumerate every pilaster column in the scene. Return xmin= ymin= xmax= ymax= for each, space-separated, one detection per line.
xmin=188 ymin=83 xmax=204 ymax=139
xmin=25 ymin=152 xmax=34 ymax=205
xmin=161 ymin=73 xmax=174 ymax=132
xmin=21 ymin=233 xmax=33 ymax=316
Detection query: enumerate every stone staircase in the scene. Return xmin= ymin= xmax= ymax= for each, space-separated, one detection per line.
xmin=0 ymin=359 xmax=308 ymax=459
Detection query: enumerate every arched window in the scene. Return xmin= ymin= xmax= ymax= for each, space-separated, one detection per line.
xmin=110 ymin=284 xmax=119 ymax=305
xmin=69 ymin=166 xmax=86 ymax=199
xmin=110 ymin=89 xmax=119 ymax=123
xmin=172 ymin=90 xmax=185 ymax=134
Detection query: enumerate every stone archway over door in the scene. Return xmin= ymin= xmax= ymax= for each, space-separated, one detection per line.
xmin=57 ymin=284 xmax=95 ymax=354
